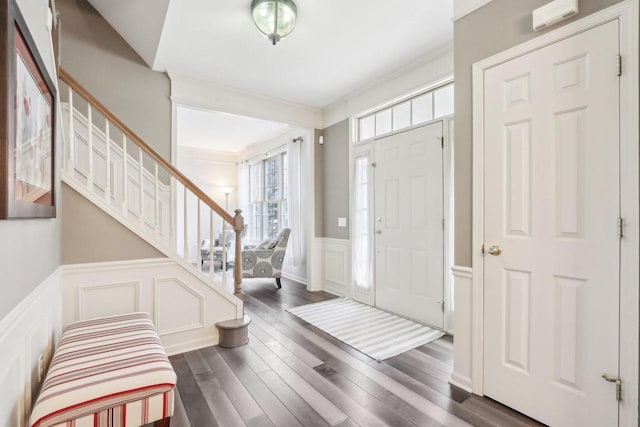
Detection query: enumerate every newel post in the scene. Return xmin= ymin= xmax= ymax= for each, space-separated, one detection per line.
xmin=233 ymin=209 xmax=244 ymax=302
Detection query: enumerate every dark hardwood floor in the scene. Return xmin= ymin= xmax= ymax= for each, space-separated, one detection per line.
xmin=169 ymin=278 xmax=545 ymax=427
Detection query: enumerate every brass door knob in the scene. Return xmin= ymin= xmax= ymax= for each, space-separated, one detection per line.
xmin=376 ymin=230 xmax=382 ymax=234
xmin=487 ymin=245 xmax=502 ymax=256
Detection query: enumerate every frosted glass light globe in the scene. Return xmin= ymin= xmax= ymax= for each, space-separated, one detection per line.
xmin=251 ymin=0 xmax=297 ymax=45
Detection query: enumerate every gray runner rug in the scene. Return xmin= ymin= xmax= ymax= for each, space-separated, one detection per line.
xmin=287 ymin=298 xmax=444 ymax=361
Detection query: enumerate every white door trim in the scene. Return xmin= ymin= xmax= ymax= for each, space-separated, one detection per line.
xmin=471 ymin=2 xmax=639 ymax=425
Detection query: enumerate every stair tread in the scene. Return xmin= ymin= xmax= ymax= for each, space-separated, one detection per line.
xmin=216 ymin=315 xmax=252 ymax=329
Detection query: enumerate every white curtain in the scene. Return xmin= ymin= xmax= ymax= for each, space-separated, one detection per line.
xmin=237 ymin=161 xmax=250 ymax=245
xmin=353 ymin=153 xmax=371 ymax=290
xmin=287 ymin=138 xmax=303 ymax=266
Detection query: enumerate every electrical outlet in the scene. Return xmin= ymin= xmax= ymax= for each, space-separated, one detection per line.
xmin=38 ymin=353 xmax=44 ymax=382
xmin=338 ymin=217 xmax=347 ymax=228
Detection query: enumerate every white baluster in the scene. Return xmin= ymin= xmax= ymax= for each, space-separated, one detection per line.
xmin=222 ymin=220 xmax=227 ymax=278
xmin=104 ymin=119 xmax=111 ymax=203
xmin=170 ymin=177 xmax=176 ymax=251
xmin=122 ymin=135 xmax=128 ymax=216
xmin=87 ymin=105 xmax=93 ymax=190
xmin=67 ymin=87 xmax=75 ymax=173
xmin=197 ymin=199 xmax=202 ymax=271
xmin=209 ymin=210 xmax=214 ymax=280
xmin=183 ymin=186 xmax=188 ymax=260
xmin=154 ymin=162 xmax=160 ymax=239
xmin=139 ymin=147 xmax=144 ymax=227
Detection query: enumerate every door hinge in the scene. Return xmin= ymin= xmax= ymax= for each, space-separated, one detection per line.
xmin=617 ymin=217 xmax=624 ymax=239
xmin=616 ymin=54 xmax=622 ymax=76
xmin=481 ymin=243 xmax=485 ymax=256
xmin=442 ymin=218 xmax=445 ymax=230
xmin=437 ymin=300 xmax=445 ymax=312
xmin=602 ymin=374 xmax=622 ymax=401
xmin=439 ymin=136 xmax=444 ymax=148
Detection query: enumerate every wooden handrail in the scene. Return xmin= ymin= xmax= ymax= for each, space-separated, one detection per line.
xmin=59 ymin=69 xmax=235 ymax=225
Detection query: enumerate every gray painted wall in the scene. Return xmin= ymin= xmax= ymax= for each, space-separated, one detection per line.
xmin=57 ymin=0 xmax=171 ymax=160
xmin=320 ymin=120 xmax=350 ymax=240
xmin=61 ymin=184 xmax=163 ymax=264
xmin=453 ymin=0 xmax=623 ymax=267
xmin=0 ymin=0 xmax=61 ymax=319
xmin=56 ymin=0 xmax=172 ymax=264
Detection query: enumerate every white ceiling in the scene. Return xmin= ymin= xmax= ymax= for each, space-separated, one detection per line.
xmin=177 ymin=106 xmax=290 ymax=152
xmin=86 ymin=0 xmax=453 ymax=109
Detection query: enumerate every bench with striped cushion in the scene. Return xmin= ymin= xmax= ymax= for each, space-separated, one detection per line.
xmin=30 ymin=312 xmax=177 ymax=427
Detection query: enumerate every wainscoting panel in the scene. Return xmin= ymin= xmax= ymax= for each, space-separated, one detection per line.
xmin=78 ymin=281 xmax=141 ymax=319
xmin=451 ymin=265 xmax=473 ymax=392
xmin=0 ymin=269 xmax=62 ymax=427
xmin=321 ymin=238 xmax=351 ymax=297
xmin=62 ymin=258 xmax=242 ymax=355
xmin=154 ymin=277 xmax=205 ymax=335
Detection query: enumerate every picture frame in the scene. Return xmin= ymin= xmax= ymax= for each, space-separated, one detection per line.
xmin=0 ymin=0 xmax=57 ymax=219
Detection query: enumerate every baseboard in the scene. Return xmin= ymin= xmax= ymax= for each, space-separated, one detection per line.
xmin=282 ymin=272 xmax=308 ymax=286
xmin=449 ymin=373 xmax=473 ymax=393
xmin=163 ymin=335 xmax=219 ymax=356
xmin=0 ymin=268 xmax=62 ymax=427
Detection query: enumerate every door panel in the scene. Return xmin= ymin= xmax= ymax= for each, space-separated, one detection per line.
xmin=375 ymin=122 xmax=444 ymax=327
xmin=483 ymin=20 xmax=620 ymax=426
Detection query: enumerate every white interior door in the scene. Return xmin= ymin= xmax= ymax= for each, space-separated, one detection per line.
xmin=483 ymin=20 xmax=620 ymax=426
xmin=374 ymin=122 xmax=444 ymax=327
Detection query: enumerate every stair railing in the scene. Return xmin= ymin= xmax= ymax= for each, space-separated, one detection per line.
xmin=58 ymin=69 xmax=244 ymax=300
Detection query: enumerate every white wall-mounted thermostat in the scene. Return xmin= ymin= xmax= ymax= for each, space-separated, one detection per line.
xmin=533 ymin=0 xmax=578 ymax=32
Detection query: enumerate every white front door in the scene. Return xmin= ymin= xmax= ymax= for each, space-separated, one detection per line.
xmin=483 ymin=20 xmax=620 ymax=426
xmin=374 ymin=122 xmax=444 ymax=327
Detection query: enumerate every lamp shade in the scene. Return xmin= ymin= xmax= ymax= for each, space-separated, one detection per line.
xmin=251 ymin=0 xmax=297 ymax=45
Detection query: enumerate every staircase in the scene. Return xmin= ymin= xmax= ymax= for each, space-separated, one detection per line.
xmin=58 ymin=69 xmax=248 ymax=352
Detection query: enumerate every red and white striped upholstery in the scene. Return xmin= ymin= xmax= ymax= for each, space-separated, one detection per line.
xmin=30 ymin=313 xmax=176 ymax=427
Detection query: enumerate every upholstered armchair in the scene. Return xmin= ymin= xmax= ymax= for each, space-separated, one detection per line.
xmin=241 ymin=228 xmax=291 ymax=288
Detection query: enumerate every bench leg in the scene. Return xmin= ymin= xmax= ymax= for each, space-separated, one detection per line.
xmin=154 ymin=417 xmax=171 ymax=427
xmin=276 ymin=277 xmax=282 ymax=288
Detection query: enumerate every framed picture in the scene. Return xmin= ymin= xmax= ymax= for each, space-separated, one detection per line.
xmin=0 ymin=0 xmax=56 ymax=218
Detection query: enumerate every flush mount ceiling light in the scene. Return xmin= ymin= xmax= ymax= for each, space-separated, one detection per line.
xmin=251 ymin=0 xmax=297 ymax=46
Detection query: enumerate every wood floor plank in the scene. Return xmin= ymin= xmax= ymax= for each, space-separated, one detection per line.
xmin=400 ymin=349 xmax=454 ymax=378
xmin=384 ymin=355 xmax=468 ymax=402
xmin=183 ymin=349 xmax=212 ymax=375
xmin=251 ymin=315 xmax=325 ymax=368
xmin=194 ymin=370 xmax=246 ymax=427
xmin=200 ymin=346 xmax=268 ymax=425
xmin=257 ymin=334 xmax=391 ymax=427
xmin=169 ymin=387 xmax=191 ymax=427
xmin=249 ymin=332 xmax=350 ymax=426
xmin=257 ymin=369 xmax=332 ymax=427
xmin=313 ymin=363 xmax=420 ymax=427
xmin=218 ymin=346 xmax=304 ymax=427
xmin=170 ymin=355 xmax=218 ymax=427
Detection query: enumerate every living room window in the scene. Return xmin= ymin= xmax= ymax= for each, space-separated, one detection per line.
xmin=249 ymin=152 xmax=288 ymax=242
